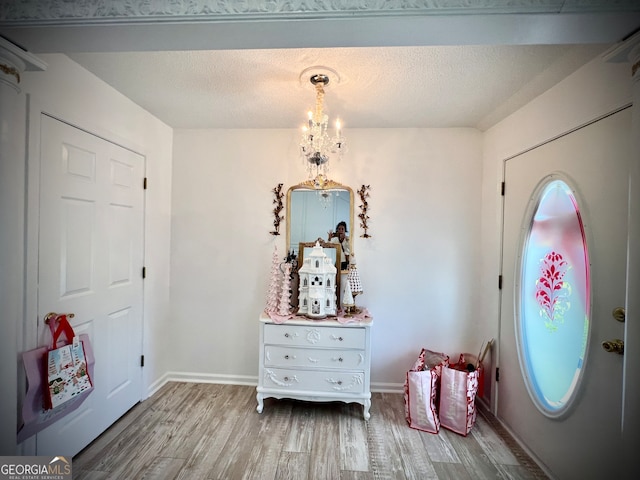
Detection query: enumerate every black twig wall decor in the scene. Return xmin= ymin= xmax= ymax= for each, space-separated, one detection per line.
xmin=270 ymin=183 xmax=284 ymax=236
xmin=358 ymin=184 xmax=371 ymax=238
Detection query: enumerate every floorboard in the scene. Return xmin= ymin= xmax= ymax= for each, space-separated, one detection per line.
xmin=72 ymin=383 xmax=549 ymax=480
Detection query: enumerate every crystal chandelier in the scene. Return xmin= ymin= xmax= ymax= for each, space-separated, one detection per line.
xmin=299 ymin=72 xmax=346 ymax=182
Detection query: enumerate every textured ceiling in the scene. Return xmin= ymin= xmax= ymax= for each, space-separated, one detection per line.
xmin=2 ymin=0 xmax=639 ymax=130
xmin=63 ymin=44 xmax=609 ymax=130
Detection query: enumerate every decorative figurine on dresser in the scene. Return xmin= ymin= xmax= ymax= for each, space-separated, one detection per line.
xmin=259 ymin=243 xmax=373 ymax=420
xmin=297 ymin=241 xmax=337 ymax=318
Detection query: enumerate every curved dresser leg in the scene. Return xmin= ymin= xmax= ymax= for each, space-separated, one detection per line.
xmin=256 ymin=393 xmax=264 ymax=414
xmin=363 ymin=399 xmax=371 ymax=420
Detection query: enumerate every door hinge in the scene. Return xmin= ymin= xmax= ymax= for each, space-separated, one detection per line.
xmin=496 ymin=367 xmax=499 ymax=382
xmin=142 ymin=266 xmax=146 ymax=279
xmin=140 ymin=355 xmax=145 ymax=367
xmin=143 ymin=177 xmax=148 ymax=190
xmin=498 ymin=275 xmax=503 ymax=290
xmin=501 ymin=181 xmax=505 ymax=196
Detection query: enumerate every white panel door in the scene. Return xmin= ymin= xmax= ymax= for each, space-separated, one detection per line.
xmin=499 ymin=109 xmax=630 ymax=479
xmin=36 ymin=115 xmax=145 ymax=457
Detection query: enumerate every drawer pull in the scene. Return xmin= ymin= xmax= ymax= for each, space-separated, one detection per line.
xmin=330 ymin=334 xmax=344 ymax=341
xmin=326 ymin=375 xmax=363 ymax=391
xmin=265 ymin=369 xmax=299 ymax=387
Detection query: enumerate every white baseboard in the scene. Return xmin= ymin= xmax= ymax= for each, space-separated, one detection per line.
xmin=147 ymin=371 xmax=257 ymax=397
xmin=371 ymin=382 xmax=403 ymax=393
xmin=146 ymin=373 xmax=404 ymax=398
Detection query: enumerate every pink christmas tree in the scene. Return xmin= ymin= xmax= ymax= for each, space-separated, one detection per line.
xmin=265 ymin=245 xmax=281 ymax=314
xmin=277 ymin=262 xmax=292 ymax=316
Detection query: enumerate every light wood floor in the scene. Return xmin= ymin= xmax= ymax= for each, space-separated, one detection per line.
xmin=72 ymin=382 xmax=548 ymax=479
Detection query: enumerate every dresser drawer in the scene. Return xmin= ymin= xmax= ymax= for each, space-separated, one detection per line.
xmin=264 ymin=345 xmax=365 ymax=370
xmin=263 ymin=323 xmax=365 ymax=349
xmin=263 ymin=367 xmax=365 ymax=394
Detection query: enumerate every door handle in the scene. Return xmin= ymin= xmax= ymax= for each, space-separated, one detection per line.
xmin=44 ymin=312 xmax=75 ymax=324
xmin=601 ymin=339 xmax=624 ymax=355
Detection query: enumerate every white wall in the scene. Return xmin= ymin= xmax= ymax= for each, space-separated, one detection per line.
xmin=170 ymin=127 xmax=483 ymax=387
xmin=22 ymin=54 xmax=174 ymax=392
xmin=0 ymin=63 xmax=28 ymax=456
xmin=2 ymin=54 xmax=174 ymax=454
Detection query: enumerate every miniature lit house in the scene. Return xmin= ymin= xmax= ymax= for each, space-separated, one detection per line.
xmin=298 ymin=241 xmax=337 ymax=318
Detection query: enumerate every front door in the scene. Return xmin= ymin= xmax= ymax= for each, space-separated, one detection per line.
xmin=35 ymin=115 xmax=145 ymax=457
xmin=498 ymin=108 xmax=630 ymax=479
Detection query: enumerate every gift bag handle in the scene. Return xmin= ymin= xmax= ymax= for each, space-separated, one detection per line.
xmin=44 ymin=312 xmax=76 ymax=348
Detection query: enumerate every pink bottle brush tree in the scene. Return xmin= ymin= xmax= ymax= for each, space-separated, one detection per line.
xmin=265 ymin=245 xmax=281 ymax=315
xmin=277 ymin=262 xmax=292 ymax=317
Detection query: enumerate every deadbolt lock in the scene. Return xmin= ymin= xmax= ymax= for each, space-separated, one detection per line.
xmin=612 ymin=307 xmax=625 ymax=323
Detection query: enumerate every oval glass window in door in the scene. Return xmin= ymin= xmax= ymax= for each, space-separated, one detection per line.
xmin=516 ymin=177 xmax=590 ymax=417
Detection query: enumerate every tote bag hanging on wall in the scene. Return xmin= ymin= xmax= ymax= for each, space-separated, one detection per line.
xmin=44 ymin=315 xmax=93 ymax=409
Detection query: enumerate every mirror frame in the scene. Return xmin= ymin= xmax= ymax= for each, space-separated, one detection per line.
xmin=286 ymin=179 xmax=355 ymax=258
xmin=298 ymin=238 xmax=342 ymax=310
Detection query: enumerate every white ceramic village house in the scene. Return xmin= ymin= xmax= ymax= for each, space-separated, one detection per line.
xmin=297 ymin=241 xmax=337 ymax=318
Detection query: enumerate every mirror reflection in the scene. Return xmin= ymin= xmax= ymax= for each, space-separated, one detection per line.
xmin=299 ymin=241 xmax=339 ymax=269
xmin=286 ymin=180 xmax=354 ymax=261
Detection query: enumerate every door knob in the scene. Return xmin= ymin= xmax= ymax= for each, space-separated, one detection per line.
xmin=602 ymin=339 xmax=624 ymax=355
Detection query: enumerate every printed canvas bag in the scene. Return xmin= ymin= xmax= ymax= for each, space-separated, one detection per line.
xmin=404 ymin=349 xmax=449 ymax=433
xmin=44 ymin=314 xmax=93 ymax=409
xmin=18 ymin=313 xmax=95 ymax=443
xmin=439 ymin=353 xmax=481 ymax=436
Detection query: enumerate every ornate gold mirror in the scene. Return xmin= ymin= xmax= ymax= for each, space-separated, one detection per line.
xmin=286 ymin=179 xmax=354 ymax=260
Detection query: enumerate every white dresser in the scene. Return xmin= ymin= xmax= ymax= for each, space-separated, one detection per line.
xmin=256 ymin=313 xmax=372 ymax=420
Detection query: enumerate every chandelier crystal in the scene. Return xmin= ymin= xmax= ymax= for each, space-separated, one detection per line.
xmin=299 ymin=73 xmax=346 ymax=180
